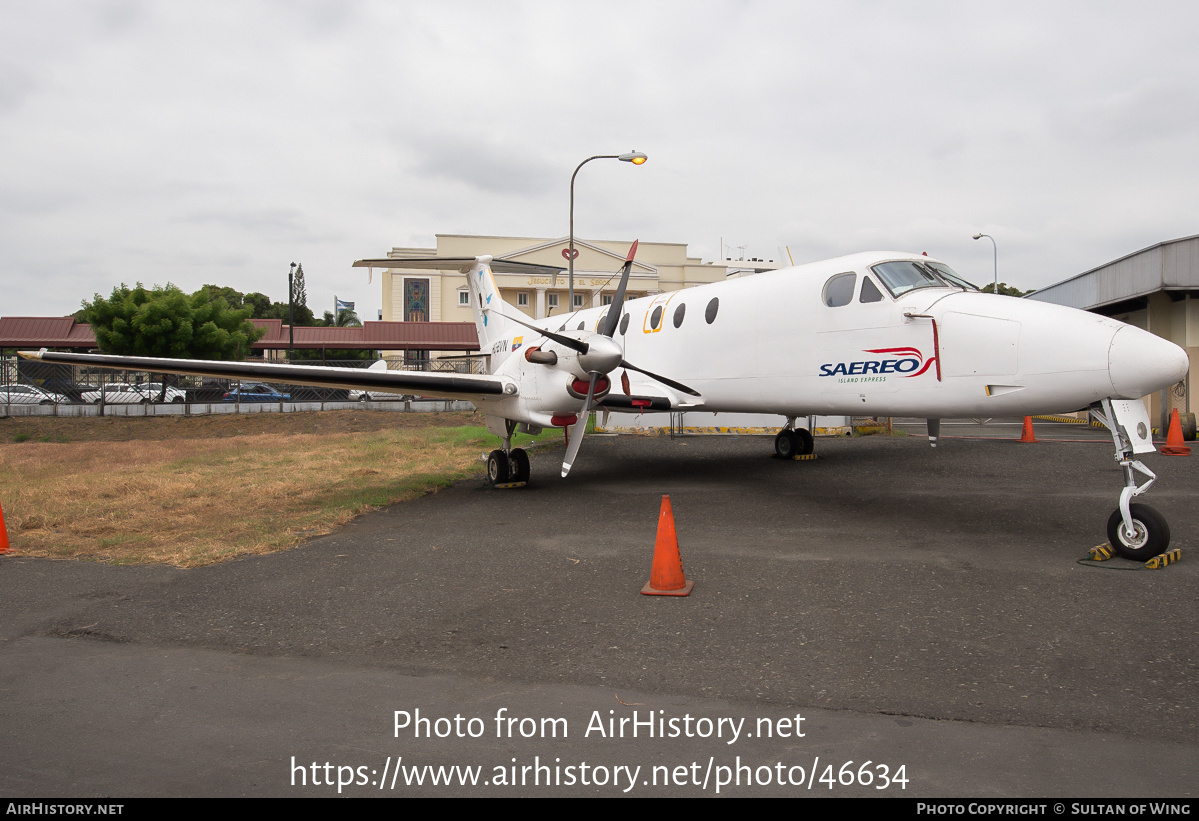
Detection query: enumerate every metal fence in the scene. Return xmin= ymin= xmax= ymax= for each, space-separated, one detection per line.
xmin=1 ymin=355 xmax=484 ymax=415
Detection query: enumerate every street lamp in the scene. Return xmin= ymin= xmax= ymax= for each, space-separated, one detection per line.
xmin=973 ymin=233 xmax=997 ymax=294
xmin=568 ymin=151 xmax=648 ymax=311
xmin=287 ymin=261 xmax=296 ymax=358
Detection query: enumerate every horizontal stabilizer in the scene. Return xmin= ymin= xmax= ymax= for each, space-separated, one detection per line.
xmin=352 ymin=257 xmax=565 ymax=276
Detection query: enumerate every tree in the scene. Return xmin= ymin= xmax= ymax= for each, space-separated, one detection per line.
xmin=81 ymin=283 xmax=265 ymax=360
xmin=291 ymin=263 xmax=308 ymax=307
xmin=322 ymin=308 xmax=362 ymax=327
xmin=979 ymin=282 xmax=1033 ymax=297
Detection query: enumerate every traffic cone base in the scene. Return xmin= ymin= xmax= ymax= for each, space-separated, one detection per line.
xmin=642 ymin=495 xmax=693 ymax=596
xmin=1161 ymin=409 xmax=1191 ymax=456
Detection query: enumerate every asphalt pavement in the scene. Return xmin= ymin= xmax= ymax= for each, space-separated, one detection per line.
xmin=2 ymin=421 xmax=1196 ymax=797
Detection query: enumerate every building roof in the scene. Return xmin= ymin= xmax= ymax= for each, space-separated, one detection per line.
xmin=0 ymin=317 xmax=97 ymax=349
xmin=2 ymin=317 xmax=480 ymax=352
xmin=248 ymin=319 xmax=478 ymax=350
xmin=1028 ymin=234 xmax=1199 ymax=310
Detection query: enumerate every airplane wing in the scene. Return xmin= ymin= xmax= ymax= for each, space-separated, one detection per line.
xmin=17 ymin=350 xmax=510 ymax=401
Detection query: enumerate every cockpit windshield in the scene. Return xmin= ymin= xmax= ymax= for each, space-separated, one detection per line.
xmin=871 ymin=260 xmax=979 ymax=297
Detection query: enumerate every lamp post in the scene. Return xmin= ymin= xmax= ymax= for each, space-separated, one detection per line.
xmin=972 ymin=233 xmax=997 ymax=294
xmin=568 ymin=151 xmax=647 ymax=311
xmin=287 ymin=262 xmax=296 ymax=358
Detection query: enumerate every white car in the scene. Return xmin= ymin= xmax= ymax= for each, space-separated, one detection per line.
xmin=1 ymin=384 xmax=69 ymax=405
xmin=80 ymin=382 xmax=187 ymax=404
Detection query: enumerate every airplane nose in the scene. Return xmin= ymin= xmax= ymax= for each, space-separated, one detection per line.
xmin=1108 ymin=325 xmax=1190 ymax=399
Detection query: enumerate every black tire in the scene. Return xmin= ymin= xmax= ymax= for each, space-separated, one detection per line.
xmin=172 ymin=396 xmax=184 ymax=404
xmin=774 ymin=429 xmax=798 ymax=458
xmin=139 ymin=398 xmax=150 ymax=405
xmin=359 ymin=393 xmax=370 ymax=403
xmin=794 ymin=428 xmax=815 ymax=455
xmin=1106 ymin=503 xmax=1170 ymax=561
xmin=487 ymin=449 xmax=511 ymax=484
xmin=509 ymin=448 xmax=530 ymax=483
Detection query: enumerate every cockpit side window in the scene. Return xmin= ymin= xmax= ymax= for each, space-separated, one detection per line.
xmin=859 ymin=276 xmax=884 ymax=303
xmin=822 ymin=272 xmax=857 ymax=307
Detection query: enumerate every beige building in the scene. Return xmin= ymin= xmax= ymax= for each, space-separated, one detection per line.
xmin=376 ymin=234 xmax=770 ymax=328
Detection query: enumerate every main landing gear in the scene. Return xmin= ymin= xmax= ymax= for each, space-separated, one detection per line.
xmin=1092 ymin=398 xmax=1170 ymax=561
xmin=487 ymin=419 xmax=531 ymax=486
xmin=774 ymin=417 xmax=815 ymax=459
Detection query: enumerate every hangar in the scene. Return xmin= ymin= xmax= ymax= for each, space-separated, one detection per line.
xmin=1027 ymin=234 xmax=1198 ymax=428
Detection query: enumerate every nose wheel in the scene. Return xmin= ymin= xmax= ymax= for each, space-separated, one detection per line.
xmin=1106 ymin=504 xmax=1170 ymax=561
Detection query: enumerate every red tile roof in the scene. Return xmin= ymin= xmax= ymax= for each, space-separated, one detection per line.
xmin=1 ymin=316 xmax=479 ymax=352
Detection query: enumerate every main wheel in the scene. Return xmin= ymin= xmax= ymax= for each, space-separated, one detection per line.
xmin=794 ymin=427 xmax=815 ymax=455
xmin=774 ymin=429 xmax=798 ymax=458
xmin=509 ymin=448 xmax=530 ymax=483
xmin=487 ymin=449 xmax=511 ymax=484
xmin=1106 ymin=503 xmax=1170 ymax=561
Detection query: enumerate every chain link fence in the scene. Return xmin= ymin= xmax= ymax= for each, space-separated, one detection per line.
xmin=1 ymin=355 xmax=484 ymax=415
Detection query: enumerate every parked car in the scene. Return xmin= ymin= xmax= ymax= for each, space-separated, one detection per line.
xmin=80 ymin=382 xmax=186 ymax=404
xmin=349 ymin=389 xmax=407 ymax=402
xmin=221 ymin=384 xmax=291 ymax=402
xmin=1 ymin=384 xmax=69 ymax=405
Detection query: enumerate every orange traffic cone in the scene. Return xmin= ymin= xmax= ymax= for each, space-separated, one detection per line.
xmin=641 ymin=496 xmax=694 ymax=596
xmin=1161 ymin=409 xmax=1192 ymax=456
xmin=0 ymin=501 xmax=9 ymax=555
xmin=1020 ymin=416 xmax=1036 ymax=443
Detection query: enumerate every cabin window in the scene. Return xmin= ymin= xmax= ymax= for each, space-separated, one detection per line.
xmin=823 ymin=273 xmax=857 ymax=307
xmin=619 ymin=313 xmax=630 ymax=335
xmin=649 ymin=306 xmax=664 ymax=330
xmin=705 ymin=297 xmax=719 ymax=324
xmin=577 ymin=321 xmax=585 ymax=331
xmin=673 ymin=303 xmax=686 ymax=328
xmin=859 ymin=276 xmax=884 ymax=303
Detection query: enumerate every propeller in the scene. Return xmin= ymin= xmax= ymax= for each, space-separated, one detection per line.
xmin=558 ymin=241 xmax=698 ymax=476
xmin=486 ymin=240 xmax=701 ymax=477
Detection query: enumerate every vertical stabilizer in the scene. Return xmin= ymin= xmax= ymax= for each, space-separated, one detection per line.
xmin=463 ymin=256 xmax=517 ymax=370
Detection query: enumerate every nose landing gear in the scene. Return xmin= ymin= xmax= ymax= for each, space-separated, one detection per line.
xmin=1092 ymin=398 xmax=1170 ymax=560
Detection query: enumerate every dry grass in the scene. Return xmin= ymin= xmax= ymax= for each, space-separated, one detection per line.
xmin=0 ymin=412 xmax=551 ymax=567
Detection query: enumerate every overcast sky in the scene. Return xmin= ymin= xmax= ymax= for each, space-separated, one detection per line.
xmin=4 ymin=1 xmax=1199 ymax=319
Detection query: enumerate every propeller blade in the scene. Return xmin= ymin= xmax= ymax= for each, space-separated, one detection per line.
xmin=497 ymin=309 xmax=589 ymax=354
xmin=600 ymin=239 xmax=638 ymax=339
xmin=619 ymin=359 xmax=702 ymax=397
xmin=562 ymin=373 xmax=598 ymax=478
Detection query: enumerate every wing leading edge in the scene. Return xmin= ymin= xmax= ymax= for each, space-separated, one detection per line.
xmin=17 ymin=350 xmax=509 ymax=401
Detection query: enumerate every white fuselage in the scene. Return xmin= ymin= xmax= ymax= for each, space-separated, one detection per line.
xmin=473 ymin=252 xmax=1188 ymax=426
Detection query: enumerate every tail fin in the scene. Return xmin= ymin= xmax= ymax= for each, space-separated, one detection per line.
xmin=464 ymin=256 xmax=515 ymax=357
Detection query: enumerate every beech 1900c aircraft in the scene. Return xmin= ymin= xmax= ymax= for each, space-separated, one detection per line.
xmin=21 ymin=242 xmax=1189 ymax=560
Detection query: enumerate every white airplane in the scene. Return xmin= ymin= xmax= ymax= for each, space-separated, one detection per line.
xmin=21 ymin=243 xmax=1189 ymax=561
